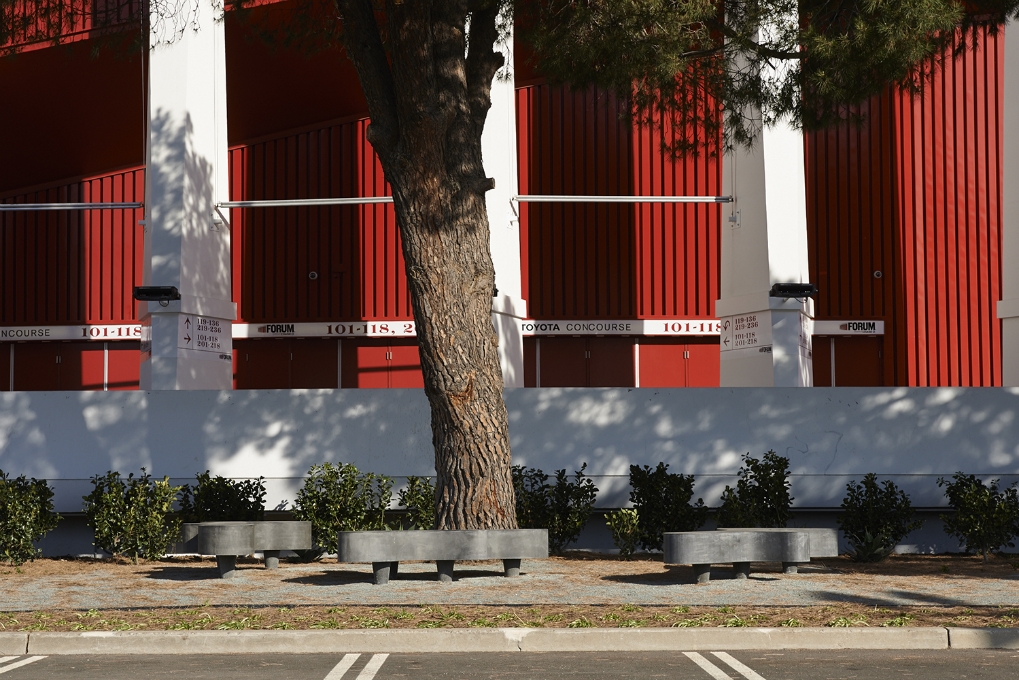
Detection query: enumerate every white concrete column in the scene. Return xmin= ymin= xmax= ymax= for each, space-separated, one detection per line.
xmin=484 ymin=25 xmax=527 ymax=388
xmin=1000 ymin=19 xmax=1019 ymax=387
xmin=140 ymin=0 xmax=235 ymax=390
xmin=716 ymin=23 xmax=813 ymax=387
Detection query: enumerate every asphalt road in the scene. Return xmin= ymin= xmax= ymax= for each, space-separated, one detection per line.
xmin=3 ymin=650 xmax=1019 ymax=679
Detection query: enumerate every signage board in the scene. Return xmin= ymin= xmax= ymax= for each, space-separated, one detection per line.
xmin=234 ymin=321 xmax=417 ymax=339
xmin=178 ymin=315 xmax=229 ymax=353
xmin=521 ymin=319 xmax=720 ymax=336
xmin=719 ymin=313 xmax=772 ymax=352
xmin=0 ymin=324 xmax=141 ymax=341
xmin=233 ymin=319 xmax=722 ymax=339
xmin=813 ymin=320 xmax=884 ymax=335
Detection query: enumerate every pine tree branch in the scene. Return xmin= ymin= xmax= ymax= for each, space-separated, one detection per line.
xmin=335 ymin=0 xmax=399 ymax=155
xmin=464 ymin=0 xmax=504 ymax=136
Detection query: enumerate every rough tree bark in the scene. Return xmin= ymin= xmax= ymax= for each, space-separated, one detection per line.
xmin=335 ymin=0 xmax=516 ymax=530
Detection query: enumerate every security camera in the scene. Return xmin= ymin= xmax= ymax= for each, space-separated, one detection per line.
xmin=769 ymin=283 xmax=818 ymax=298
xmin=133 ymin=286 xmax=181 ymax=304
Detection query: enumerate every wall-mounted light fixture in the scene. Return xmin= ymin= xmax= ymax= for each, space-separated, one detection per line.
xmin=133 ymin=286 xmax=181 ymax=307
xmin=769 ymin=283 xmax=818 ymax=298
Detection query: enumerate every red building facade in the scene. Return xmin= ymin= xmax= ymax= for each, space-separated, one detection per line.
xmin=0 ymin=5 xmax=1006 ymax=390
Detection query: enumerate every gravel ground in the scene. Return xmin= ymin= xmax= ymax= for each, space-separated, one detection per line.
xmin=2 ymin=553 xmax=1019 ymax=613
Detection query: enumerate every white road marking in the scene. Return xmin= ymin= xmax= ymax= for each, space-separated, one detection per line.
xmin=712 ymin=652 xmax=767 ymax=680
xmin=0 ymin=657 xmax=45 ymax=674
xmin=683 ymin=652 xmax=734 ymax=680
xmin=324 ymin=654 xmax=361 ymax=679
xmin=354 ymin=653 xmax=389 ymax=680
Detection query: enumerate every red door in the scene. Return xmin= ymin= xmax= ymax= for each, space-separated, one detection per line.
xmin=291 ymin=339 xmax=338 ymax=388
xmin=389 ymin=341 xmax=424 ymax=388
xmin=0 ymin=344 xmax=9 ymax=391
xmin=12 ymin=343 xmax=60 ymax=390
xmin=234 ymin=339 xmax=291 ymax=389
xmin=345 ymin=341 xmax=390 ymax=388
xmin=66 ymin=342 xmax=105 ymax=391
xmin=812 ymin=337 xmax=833 ymax=386
xmin=106 ymin=342 xmax=141 ymax=391
xmin=638 ymin=338 xmax=687 ymax=387
xmin=686 ymin=339 xmax=720 ymax=387
xmin=833 ymin=336 xmax=884 ymax=386
xmin=588 ymin=337 xmax=635 ymax=387
xmin=536 ymin=337 xmax=587 ymax=387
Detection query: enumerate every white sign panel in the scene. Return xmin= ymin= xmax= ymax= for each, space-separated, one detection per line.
xmin=0 ymin=324 xmax=141 ymax=341
xmin=178 ymin=315 xmax=229 ymax=353
xmin=720 ymin=313 xmax=772 ymax=352
xmin=234 ymin=319 xmax=722 ymax=339
xmin=813 ymin=320 xmax=885 ymax=335
xmin=521 ymin=319 xmax=721 ymax=336
xmin=233 ymin=321 xmax=417 ymax=339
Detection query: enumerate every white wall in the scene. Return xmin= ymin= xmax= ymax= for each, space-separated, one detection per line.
xmin=1 ymin=387 xmax=1018 ymax=512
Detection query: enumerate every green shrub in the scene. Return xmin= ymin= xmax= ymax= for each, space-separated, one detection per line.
xmin=938 ymin=473 xmax=1019 ymax=561
xmin=178 ymin=471 xmax=266 ymax=523
xmin=396 ymin=476 xmax=435 ymax=530
xmin=82 ymin=469 xmax=182 ymax=563
xmin=605 ymin=508 xmax=640 ymax=559
xmin=512 ymin=463 xmax=599 ymax=554
xmin=0 ymin=470 xmax=61 ymax=565
xmin=716 ymin=450 xmax=793 ymax=528
xmin=838 ymin=473 xmax=921 ymax=562
xmin=628 ymin=463 xmax=707 ymax=552
xmin=292 ymin=462 xmax=393 ymax=559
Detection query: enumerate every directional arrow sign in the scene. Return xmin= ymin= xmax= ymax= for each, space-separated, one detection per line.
xmin=178 ymin=315 xmax=228 ymax=354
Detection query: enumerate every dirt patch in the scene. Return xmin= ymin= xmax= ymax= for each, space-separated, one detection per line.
xmin=1 ymin=602 xmax=1017 ymax=632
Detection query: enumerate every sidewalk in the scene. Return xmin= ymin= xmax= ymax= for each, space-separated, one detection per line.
xmin=4 ymin=553 xmax=1019 ymax=611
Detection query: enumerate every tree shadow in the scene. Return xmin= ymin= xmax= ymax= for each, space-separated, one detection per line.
xmin=284 ymin=566 xmax=526 ymax=586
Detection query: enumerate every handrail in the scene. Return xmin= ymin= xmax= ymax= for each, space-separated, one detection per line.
xmin=0 ymin=203 xmax=144 ymax=211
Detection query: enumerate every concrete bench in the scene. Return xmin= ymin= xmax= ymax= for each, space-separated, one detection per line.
xmin=336 ymin=529 xmax=548 ymax=584
xmin=180 ymin=521 xmax=312 ymax=578
xmin=715 ymin=527 xmax=839 ymax=560
xmin=664 ymin=530 xmax=811 ymax=583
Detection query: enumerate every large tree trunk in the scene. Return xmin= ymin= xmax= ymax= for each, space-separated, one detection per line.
xmin=337 ymin=0 xmax=517 ymax=529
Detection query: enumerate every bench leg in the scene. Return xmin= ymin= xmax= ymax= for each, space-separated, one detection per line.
xmin=782 ymin=561 xmax=800 ymax=575
xmin=693 ymin=564 xmax=711 ymax=583
xmin=216 ymin=555 xmax=238 ymax=579
xmin=390 ymin=561 xmax=399 ymax=577
xmin=733 ymin=562 xmax=751 ymax=579
xmin=436 ymin=560 xmax=455 ymax=583
xmin=372 ymin=562 xmax=393 ymax=585
xmin=503 ymin=559 xmax=521 ymax=577
xmin=263 ymin=550 xmax=281 ymax=569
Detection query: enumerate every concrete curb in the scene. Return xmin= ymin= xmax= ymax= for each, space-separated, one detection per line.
xmin=947 ymin=628 xmax=1019 ymax=649
xmin=0 ymin=633 xmax=28 ymax=655
xmin=19 ymin=627 xmax=976 ymax=654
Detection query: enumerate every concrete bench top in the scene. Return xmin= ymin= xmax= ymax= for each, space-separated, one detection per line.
xmin=336 ymin=529 xmax=549 ymax=584
xmin=178 ymin=521 xmax=312 ymax=578
xmin=664 ymin=530 xmax=812 ymax=583
xmin=715 ymin=527 xmax=839 ymax=558
xmin=337 ymin=529 xmax=548 ymax=562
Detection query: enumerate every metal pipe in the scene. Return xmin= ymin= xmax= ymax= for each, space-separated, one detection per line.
xmin=218 ymin=195 xmax=731 ymax=209
xmin=0 ymin=203 xmax=144 ymax=211
xmin=219 ymin=197 xmax=394 ymax=208
xmin=514 ymin=195 xmax=732 ymax=203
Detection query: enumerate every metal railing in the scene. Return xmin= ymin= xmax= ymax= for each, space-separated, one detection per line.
xmin=0 ymin=202 xmax=144 ymax=211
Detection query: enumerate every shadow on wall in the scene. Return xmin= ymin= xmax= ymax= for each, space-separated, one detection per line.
xmin=0 ymin=387 xmax=1018 ymax=511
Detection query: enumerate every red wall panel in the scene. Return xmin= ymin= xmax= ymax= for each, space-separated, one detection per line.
xmin=633 ymin=102 xmax=721 ymax=319
xmin=516 ymin=83 xmax=720 ymax=321
xmin=1 ymin=169 xmax=144 ymax=325
xmin=517 ymin=85 xmax=636 ymax=319
xmin=892 ymin=25 xmax=1003 ymax=386
xmin=805 ymin=24 xmax=1003 ymax=387
xmin=230 ymin=117 xmax=411 ymax=323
